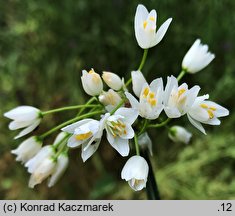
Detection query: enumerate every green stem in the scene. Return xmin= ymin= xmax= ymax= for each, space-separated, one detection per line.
xmin=54 ymin=133 xmax=70 ymax=149
xmin=177 ymin=69 xmax=187 ymax=82
xmin=110 ymin=99 xmax=125 ymax=115
xmin=77 ymin=96 xmax=97 ymax=116
xmin=134 ymin=134 xmax=140 ymax=156
xmin=40 ymin=110 xmax=104 ymax=139
xmin=126 ymin=49 xmax=149 ymax=87
xmin=138 ymin=119 xmax=149 ymax=136
xmin=55 ymin=141 xmax=68 ymax=158
xmin=42 ymin=104 xmax=100 ymax=116
xmin=148 ymin=118 xmax=171 ymax=128
xmin=138 ymin=49 xmax=148 ymax=71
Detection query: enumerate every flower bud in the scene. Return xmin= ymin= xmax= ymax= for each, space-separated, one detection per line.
xmin=81 ymin=69 xmax=103 ymax=96
xmin=102 ymin=71 xmax=122 ymax=91
xmin=4 ymin=106 xmax=42 ymax=139
xmin=168 ymin=126 xmax=192 ymax=144
xmin=131 ymin=71 xmax=147 ymax=97
xmin=48 ymin=153 xmax=69 ymax=187
xmin=28 ymin=157 xmax=56 ymax=188
xmin=121 ymin=155 xmax=149 ymax=191
xmin=11 ymin=136 xmax=42 ymax=164
xmin=182 ymin=39 xmax=215 ymax=73
xmin=138 ymin=132 xmax=153 ymax=156
xmin=53 ymin=132 xmax=68 ymax=146
xmin=25 ymin=145 xmax=55 ymax=173
xmin=99 ymin=89 xmax=122 ymax=111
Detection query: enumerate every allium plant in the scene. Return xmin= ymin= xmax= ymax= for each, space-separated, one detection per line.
xmin=4 ymin=4 xmax=229 ymax=198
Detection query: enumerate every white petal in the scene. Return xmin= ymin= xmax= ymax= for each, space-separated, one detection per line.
xmin=4 ymin=106 xmax=40 ymax=121
xmin=187 ymin=114 xmax=206 ymax=135
xmin=14 ymin=119 xmax=41 ymax=139
xmin=107 ymin=133 xmax=129 ymax=157
xmin=114 ymin=107 xmax=139 ymax=125
xmin=81 ymin=139 xmax=101 ymax=162
xmin=154 ymin=18 xmax=172 ymax=45
xmin=131 ymin=71 xmax=147 ymax=97
xmin=48 ymin=154 xmax=69 ymax=187
xmin=61 ymin=119 xmax=93 ymax=133
xmin=125 ymin=92 xmax=139 ymax=109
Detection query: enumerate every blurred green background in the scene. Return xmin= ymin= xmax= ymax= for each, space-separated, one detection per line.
xmin=0 ymin=0 xmax=234 ymax=199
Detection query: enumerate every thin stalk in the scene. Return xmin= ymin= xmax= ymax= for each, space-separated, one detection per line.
xmin=148 ymin=118 xmax=171 ymax=128
xmin=42 ymin=104 xmax=100 ymax=116
xmin=77 ymin=96 xmax=97 ymax=116
xmin=40 ymin=110 xmax=104 ymax=139
xmin=138 ymin=119 xmax=149 ymax=136
xmin=54 ymin=133 xmax=70 ymax=149
xmin=134 ymin=134 xmax=140 ymax=156
xmin=110 ymin=100 xmax=125 ymax=115
xmin=126 ymin=49 xmax=149 ymax=87
xmin=138 ymin=49 xmax=149 ymax=71
xmin=177 ymin=69 xmax=187 ymax=82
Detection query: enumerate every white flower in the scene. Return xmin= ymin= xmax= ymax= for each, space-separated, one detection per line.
xmin=102 ymin=71 xmax=123 ymax=91
xmin=121 ymin=155 xmax=149 ymax=191
xmin=182 ymin=39 xmax=215 ymax=73
xmin=187 ymin=95 xmax=229 ymax=134
xmin=48 ymin=153 xmax=69 ymax=187
xmin=99 ymin=89 xmax=122 ymax=112
xmin=125 ymin=78 xmax=164 ymax=119
xmin=25 ymin=145 xmax=55 ymax=173
xmin=134 ymin=4 xmax=172 ymax=49
xmin=11 ymin=136 xmax=42 ymax=164
xmin=131 ymin=70 xmax=147 ymax=97
xmin=168 ymin=126 xmax=192 ymax=144
xmin=53 ymin=132 xmax=68 ymax=146
xmin=164 ymin=75 xmax=200 ymax=118
xmin=4 ymin=106 xmax=42 ymax=139
xmin=28 ymin=157 xmax=56 ymax=188
xmin=62 ymin=115 xmax=108 ymax=162
xmin=138 ymin=132 xmax=153 ymax=156
xmin=81 ymin=69 xmax=103 ymax=96
xmin=105 ymin=108 xmax=138 ymax=156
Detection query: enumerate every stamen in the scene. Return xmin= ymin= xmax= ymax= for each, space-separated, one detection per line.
xmin=200 ymin=103 xmax=209 ymax=109
xmin=178 ymin=89 xmax=186 ymax=98
xmin=209 ymin=106 xmax=216 ymax=111
xmin=75 ymin=132 xmax=92 ymax=141
xmin=143 ymin=21 xmax=148 ymax=29
xmin=207 ymin=109 xmax=214 ymax=119
xmin=142 ymin=87 xmax=149 ymax=98
xmin=149 ymin=16 xmax=155 ymax=21
xmin=149 ymin=92 xmax=155 ymax=98
xmin=148 ymin=98 xmax=157 ymax=106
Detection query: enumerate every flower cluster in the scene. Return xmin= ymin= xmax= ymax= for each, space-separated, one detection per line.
xmin=4 ymin=4 xmax=229 ymax=193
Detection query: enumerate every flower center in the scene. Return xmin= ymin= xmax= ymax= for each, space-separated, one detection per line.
xmin=142 ymin=87 xmax=157 ymax=107
xmin=108 ymin=120 xmax=126 ymax=138
xmin=143 ymin=21 xmax=148 ymax=29
xmin=88 ymin=69 xmax=100 ymax=84
xmin=200 ymin=103 xmax=216 ymax=119
xmin=75 ymin=132 xmax=92 ymax=141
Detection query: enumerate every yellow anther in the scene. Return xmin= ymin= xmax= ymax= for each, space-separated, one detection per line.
xmin=200 ymin=103 xmax=209 ymax=109
xmin=142 ymin=87 xmax=149 ymax=98
xmin=88 ymin=69 xmax=95 ymax=74
xmin=75 ymin=132 xmax=92 ymax=141
xmin=124 ymin=130 xmax=127 ymax=135
xmin=143 ymin=21 xmax=148 ymax=29
xmin=148 ymin=98 xmax=157 ymax=106
xmin=178 ymin=89 xmax=186 ymax=98
xmin=149 ymin=92 xmax=155 ymax=98
xmin=149 ymin=16 xmax=155 ymax=21
xmin=209 ymin=106 xmax=216 ymax=111
xmin=207 ymin=109 xmax=214 ymax=119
